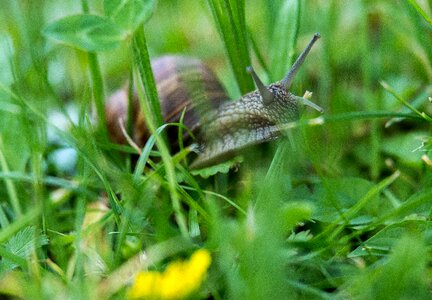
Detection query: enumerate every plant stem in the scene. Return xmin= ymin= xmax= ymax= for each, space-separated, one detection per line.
xmin=81 ymin=0 xmax=108 ymax=139
xmin=88 ymin=53 xmax=108 ymax=138
xmin=0 ymin=135 xmax=21 ymax=217
xmin=133 ymin=27 xmax=188 ymax=238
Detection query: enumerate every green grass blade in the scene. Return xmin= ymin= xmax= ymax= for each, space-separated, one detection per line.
xmin=207 ymin=0 xmax=253 ymax=94
xmin=132 ymin=28 xmax=164 ymax=130
xmin=317 ymin=171 xmax=400 ymax=241
xmin=248 ymin=28 xmax=271 ymax=77
xmin=0 ymin=135 xmax=21 ymax=217
xmin=87 ymin=52 xmax=108 ymax=138
xmin=80 ymin=0 xmax=109 ymax=139
xmin=269 ymin=0 xmax=301 ymax=81
xmin=407 ymin=0 xmax=432 ymax=25
xmin=133 ymin=27 xmax=188 ymax=237
xmin=380 ymin=81 xmax=432 ymax=121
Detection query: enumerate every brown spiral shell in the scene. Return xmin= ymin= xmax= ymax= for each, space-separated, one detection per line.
xmin=105 ymin=55 xmax=228 ymax=147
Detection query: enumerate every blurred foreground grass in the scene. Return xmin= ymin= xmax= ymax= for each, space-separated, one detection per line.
xmin=0 ymin=0 xmax=432 ymax=299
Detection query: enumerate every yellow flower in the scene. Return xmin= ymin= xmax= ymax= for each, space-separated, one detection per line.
xmin=127 ymin=249 xmax=212 ymax=299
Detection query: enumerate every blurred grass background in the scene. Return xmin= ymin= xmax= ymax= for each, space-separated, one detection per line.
xmin=0 ymin=0 xmax=432 ymax=299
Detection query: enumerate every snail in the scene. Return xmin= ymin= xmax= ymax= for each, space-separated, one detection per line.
xmin=105 ymin=33 xmax=323 ymax=170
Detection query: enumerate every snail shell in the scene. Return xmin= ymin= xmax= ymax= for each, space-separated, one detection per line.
xmin=105 ymin=56 xmax=228 ymax=147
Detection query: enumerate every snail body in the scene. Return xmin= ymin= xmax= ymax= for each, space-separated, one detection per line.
xmin=193 ymin=84 xmax=300 ymax=169
xmin=106 ymin=34 xmax=323 ymax=170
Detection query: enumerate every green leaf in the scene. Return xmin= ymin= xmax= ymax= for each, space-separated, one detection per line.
xmin=345 ymin=234 xmax=429 ymax=299
xmin=381 ymin=131 xmax=427 ymax=167
xmin=0 ymin=226 xmax=48 ymax=271
xmin=312 ymin=177 xmax=382 ymax=225
xmin=0 ymin=87 xmax=30 ymax=172
xmin=104 ymin=0 xmax=156 ymax=32
xmin=281 ymin=202 xmax=314 ymax=231
xmin=43 ymin=14 xmax=126 ymax=52
xmin=190 ymin=156 xmax=243 ymax=178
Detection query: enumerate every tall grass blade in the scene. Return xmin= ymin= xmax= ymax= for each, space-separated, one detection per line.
xmin=269 ymin=0 xmax=301 ymax=81
xmin=207 ymin=0 xmax=253 ymax=94
xmin=133 ymin=27 xmax=188 ymax=237
xmin=407 ymin=0 xmax=432 ymax=25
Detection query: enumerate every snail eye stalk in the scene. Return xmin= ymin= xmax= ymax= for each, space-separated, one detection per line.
xmin=281 ymin=33 xmax=321 ymax=90
xmin=247 ymin=66 xmax=274 ymax=105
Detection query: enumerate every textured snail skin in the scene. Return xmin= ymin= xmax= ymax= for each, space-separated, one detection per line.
xmin=190 ymin=84 xmax=299 ymax=169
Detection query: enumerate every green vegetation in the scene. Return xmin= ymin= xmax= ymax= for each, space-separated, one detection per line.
xmin=1 ymin=0 xmax=432 ymax=299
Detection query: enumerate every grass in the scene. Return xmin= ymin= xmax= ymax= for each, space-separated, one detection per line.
xmin=1 ymin=0 xmax=432 ymax=299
